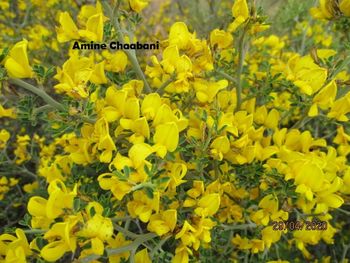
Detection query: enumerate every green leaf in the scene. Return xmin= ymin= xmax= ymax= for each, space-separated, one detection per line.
xmin=145 ymin=187 xmax=154 ymax=199
xmin=0 ymin=47 xmax=9 ymax=63
xmin=73 ymin=197 xmax=81 ymax=212
xmin=156 ymin=177 xmax=170 ymax=185
xmin=90 ymin=207 xmax=96 ymax=217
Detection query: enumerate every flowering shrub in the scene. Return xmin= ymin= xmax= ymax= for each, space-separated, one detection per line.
xmin=1 ymin=0 xmax=350 ymax=262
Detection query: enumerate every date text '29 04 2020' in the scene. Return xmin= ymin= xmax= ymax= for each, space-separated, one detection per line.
xmin=271 ymin=220 xmax=328 ymax=231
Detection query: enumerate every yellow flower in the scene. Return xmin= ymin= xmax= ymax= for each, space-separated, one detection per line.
xmin=90 ymin=61 xmax=108 ymax=84
xmin=160 ymin=45 xmax=192 ymax=93
xmin=168 ymin=22 xmax=192 ymax=50
xmin=54 ymin=54 xmax=94 ymax=99
xmin=23 ymin=181 xmax=39 ymax=193
xmin=193 ymin=79 xmax=228 ymax=104
xmin=56 ymin=12 xmax=79 ymax=43
xmin=106 ymin=233 xmax=131 ymax=262
xmin=141 ymin=93 xmax=162 ymax=120
xmin=340 ymin=0 xmax=350 ymax=16
xmin=193 ymin=217 xmax=216 ymax=244
xmin=41 ymin=219 xmax=78 ymax=262
xmin=310 ymin=0 xmax=336 ymax=20
xmin=28 ymin=179 xmax=77 ymax=221
xmin=79 ymin=202 xmax=113 ymax=255
xmin=5 ymin=39 xmax=33 ymax=78
xmin=251 ymin=239 xmax=265 ymax=253
xmin=175 ymin=221 xmax=199 ymax=250
xmin=123 ymin=80 xmax=144 ymax=97
xmin=101 ymin=87 xmax=127 ymax=122
xmin=308 ymin=80 xmax=337 ymax=117
xmin=0 ymin=104 xmax=16 ymax=119
xmin=95 ymin=118 xmax=117 ymax=163
xmin=286 ymin=55 xmax=327 ymax=95
xmin=0 ymin=129 xmax=10 ymax=149
xmin=79 ymin=13 xmax=104 ymax=42
xmin=147 ymin=209 xmax=177 ymax=236
xmin=14 ymin=135 xmax=31 ymax=164
xmin=153 ymin=104 xmax=188 ymax=132
xmin=173 ymin=244 xmax=191 ymax=263
xmin=103 ymin=50 xmax=128 ymax=72
xmin=261 ymin=226 xmax=282 ymax=249
xmin=128 ymin=143 xmax=154 ymax=169
xmin=129 ymin=0 xmax=149 ymax=13
xmin=135 ymin=248 xmax=152 ymax=263
xmin=194 ymin=193 xmax=220 ymax=217
xmin=251 ymin=194 xmax=288 ymax=226
xmin=78 ymin=1 xmax=104 ymax=26
xmin=127 ymin=190 xmax=160 ymax=223
xmin=167 ymin=163 xmax=188 ymax=190
xmin=232 ymin=234 xmax=252 ymax=250
xmin=294 ymin=161 xmax=325 ymax=200
xmin=210 ymin=29 xmax=233 ymax=49
xmin=210 ymin=136 xmax=230 ymax=161
xmin=98 ymin=172 xmax=133 ymax=200
xmin=228 ymin=0 xmax=249 ymax=32
xmin=327 ymin=92 xmax=350 ymax=121
xmin=153 ymin=122 xmax=179 ymax=158
xmin=0 ymin=229 xmax=32 ymax=259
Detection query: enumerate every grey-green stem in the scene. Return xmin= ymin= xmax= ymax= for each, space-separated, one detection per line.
xmin=9 ymin=78 xmax=65 ymax=111
xmin=102 ymin=2 xmax=152 ymax=94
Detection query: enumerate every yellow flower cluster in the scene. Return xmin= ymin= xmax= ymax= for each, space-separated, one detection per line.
xmin=0 ymin=0 xmax=350 ymax=262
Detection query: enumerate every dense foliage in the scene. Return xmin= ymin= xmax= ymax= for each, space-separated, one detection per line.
xmin=0 ymin=0 xmax=350 ymax=262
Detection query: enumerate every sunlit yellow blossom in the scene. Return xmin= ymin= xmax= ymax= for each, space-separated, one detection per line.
xmin=5 ymin=39 xmax=33 ymax=78
xmin=340 ymin=0 xmax=350 ymax=16
xmin=54 ymin=54 xmax=94 ymax=99
xmin=147 ymin=209 xmax=177 ymax=236
xmin=135 ymin=248 xmax=152 ymax=263
xmin=79 ymin=202 xmax=113 ymax=255
xmin=228 ymin=0 xmax=249 ymax=32
xmin=129 ymin=0 xmax=150 ymax=13
xmin=0 ymin=129 xmax=10 ymax=149
xmin=79 ymin=13 xmax=104 ymax=42
xmin=0 ymin=104 xmax=16 ymax=118
xmin=14 ymin=135 xmax=31 ymax=164
xmin=56 ymin=12 xmax=79 ymax=42
xmin=310 ymin=0 xmax=336 ymax=19
xmin=127 ymin=190 xmax=160 ymax=223
xmin=210 ymin=29 xmax=233 ymax=49
xmin=103 ymin=50 xmax=128 ymax=72
xmin=153 ymin=122 xmax=179 ymax=157
xmin=41 ymin=219 xmax=78 ymax=262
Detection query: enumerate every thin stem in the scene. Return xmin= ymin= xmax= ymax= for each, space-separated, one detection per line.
xmin=215 ymin=69 xmax=237 ymax=85
xmin=341 ymin=243 xmax=350 ymax=263
xmin=20 ymin=167 xmax=38 ymax=179
xmin=150 ymin=235 xmax=171 ymax=257
xmin=111 ymin=216 xmax=132 ymax=222
xmin=291 ymin=116 xmax=311 ymax=129
xmin=131 ymin=182 xmax=154 ymax=192
xmin=157 ymin=75 xmax=176 ymax=95
xmin=337 ymin=208 xmax=350 ymax=216
xmin=23 ymin=228 xmax=46 ymax=234
xmin=130 ymin=248 xmax=136 ymax=263
xmin=79 ymin=232 xmax=156 ymax=263
xmin=299 ymin=23 xmax=308 ymax=55
xmin=33 ymin=104 xmax=55 ymax=115
xmin=9 ymin=78 xmax=65 ymax=111
xmin=107 ymin=233 xmax=157 ymax=255
xmin=113 ymin=223 xmax=140 ymax=239
xmin=220 ymin=222 xmax=257 ymax=231
xmin=102 ymin=2 xmax=152 ymax=94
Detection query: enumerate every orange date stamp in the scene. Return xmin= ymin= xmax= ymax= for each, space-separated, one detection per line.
xmin=271 ymin=220 xmax=328 ymax=231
